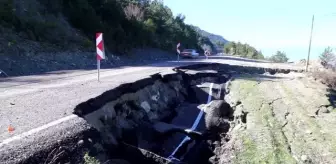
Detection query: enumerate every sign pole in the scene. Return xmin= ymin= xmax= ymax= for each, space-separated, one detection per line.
xmin=306 ymin=15 xmax=314 ymax=72
xmin=97 ymin=59 xmax=100 ymax=82
xmin=177 ymin=42 xmax=181 ymax=62
xmin=96 ymin=32 xmax=105 ymax=82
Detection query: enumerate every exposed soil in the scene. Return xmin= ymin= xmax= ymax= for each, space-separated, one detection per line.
xmin=218 ymin=73 xmax=336 ymax=164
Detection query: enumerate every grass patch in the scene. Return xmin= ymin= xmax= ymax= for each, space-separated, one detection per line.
xmin=260 ymin=103 xmax=296 ymax=164
xmin=280 ymin=83 xmax=322 ymax=131
xmin=235 ymin=105 xmax=295 ymax=164
xmin=236 ymin=79 xmax=264 ymax=111
xmin=235 ymin=135 xmax=265 ymax=164
xmin=233 ymin=79 xmax=295 ymax=164
xmin=281 ymin=83 xmax=336 ymax=154
xmin=84 ymin=152 xmax=100 ymax=164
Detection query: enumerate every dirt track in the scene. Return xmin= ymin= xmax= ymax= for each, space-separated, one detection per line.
xmin=218 ymin=73 xmax=336 ymax=164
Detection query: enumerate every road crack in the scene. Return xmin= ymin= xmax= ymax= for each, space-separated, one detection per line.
xmin=268 ymin=97 xmax=293 ymax=155
xmin=268 ymin=97 xmax=283 ymax=106
xmin=282 ymin=112 xmax=289 ymax=128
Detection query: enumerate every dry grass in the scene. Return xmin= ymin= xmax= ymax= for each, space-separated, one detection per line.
xmin=312 ymin=70 xmax=336 ymax=89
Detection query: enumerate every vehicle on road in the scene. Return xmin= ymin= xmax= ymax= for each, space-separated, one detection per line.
xmin=180 ymin=49 xmax=199 ymax=58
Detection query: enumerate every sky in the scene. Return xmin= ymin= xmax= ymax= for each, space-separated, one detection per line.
xmin=163 ymin=0 xmax=336 ymax=61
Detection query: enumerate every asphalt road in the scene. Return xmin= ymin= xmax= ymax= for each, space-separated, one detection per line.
xmin=0 ymin=56 xmax=303 ymax=153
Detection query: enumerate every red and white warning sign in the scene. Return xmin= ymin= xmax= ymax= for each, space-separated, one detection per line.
xmin=96 ymin=33 xmax=105 ymax=60
xmin=177 ymin=42 xmax=181 ymax=54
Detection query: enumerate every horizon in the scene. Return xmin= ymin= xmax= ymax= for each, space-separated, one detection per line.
xmin=163 ymin=0 xmax=336 ymax=61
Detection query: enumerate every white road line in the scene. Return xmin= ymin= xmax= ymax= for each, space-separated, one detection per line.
xmin=169 ymin=83 xmax=214 ymax=158
xmin=0 ymin=114 xmax=78 ymax=147
xmin=0 ymin=67 xmax=153 ymax=98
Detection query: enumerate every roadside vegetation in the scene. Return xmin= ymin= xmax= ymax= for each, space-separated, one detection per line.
xmin=267 ymin=51 xmax=289 ymax=63
xmin=0 ymin=0 xmax=216 ymax=54
xmin=319 ymin=46 xmax=336 ymax=69
xmin=223 ymin=41 xmax=291 ymax=63
xmin=312 ymin=47 xmax=336 ymax=89
xmin=223 ymin=41 xmax=265 ymax=59
xmin=83 ymin=153 xmax=100 ymax=164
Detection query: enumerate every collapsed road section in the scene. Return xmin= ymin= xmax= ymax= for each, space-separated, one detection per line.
xmin=1 ymin=63 xmax=311 ymax=164
xmin=73 ymin=67 xmax=231 ymax=164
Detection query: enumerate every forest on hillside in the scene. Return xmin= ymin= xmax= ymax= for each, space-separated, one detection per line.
xmin=223 ymin=41 xmax=264 ymax=59
xmin=0 ymin=0 xmax=218 ymax=54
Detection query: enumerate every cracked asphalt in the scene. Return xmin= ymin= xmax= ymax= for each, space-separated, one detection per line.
xmin=0 ymin=56 xmax=306 ymax=163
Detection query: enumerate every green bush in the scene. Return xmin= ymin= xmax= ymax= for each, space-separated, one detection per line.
xmin=319 ymin=47 xmax=335 ymax=67
xmin=223 ymin=41 xmax=264 ymax=59
xmin=268 ymin=51 xmax=289 ymax=63
xmin=83 ymin=153 xmax=100 ymax=164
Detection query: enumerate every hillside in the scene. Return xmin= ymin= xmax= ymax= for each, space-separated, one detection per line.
xmin=223 ymin=41 xmax=264 ymax=59
xmin=192 ymin=25 xmax=229 ymax=51
xmin=0 ymin=0 xmax=225 ymax=55
xmin=0 ymin=0 xmax=226 ymax=76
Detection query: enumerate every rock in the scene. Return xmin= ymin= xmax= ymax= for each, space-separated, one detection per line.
xmin=206 ymin=100 xmax=233 ymax=117
xmin=213 ymin=141 xmax=220 ymax=146
xmin=305 ymin=130 xmax=312 ymax=135
xmin=301 ymin=155 xmax=311 ymax=163
xmin=204 ymin=100 xmax=232 ymax=132
xmin=140 ymin=101 xmax=151 ymax=113
xmin=327 ymin=106 xmax=334 ymax=112
xmin=213 ymin=147 xmax=222 ymax=155
xmin=318 ymin=106 xmax=330 ymax=114
xmin=301 ymin=155 xmax=307 ymax=161
xmin=77 ymin=140 xmax=84 ymax=146
xmin=209 ymin=156 xmax=217 ymax=164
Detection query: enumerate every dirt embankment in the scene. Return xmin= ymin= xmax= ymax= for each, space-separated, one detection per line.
xmin=218 ymin=73 xmax=336 ymax=164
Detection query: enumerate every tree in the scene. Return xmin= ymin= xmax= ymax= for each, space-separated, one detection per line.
xmin=223 ymin=41 xmax=264 ymax=59
xmin=3 ymin=0 xmax=213 ymax=54
xmin=223 ymin=42 xmax=236 ymax=54
xmin=269 ymin=51 xmax=289 ymax=63
xmin=319 ymin=47 xmax=335 ymax=67
xmin=124 ymin=4 xmax=144 ymax=21
xmin=256 ymin=50 xmax=264 ymax=59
